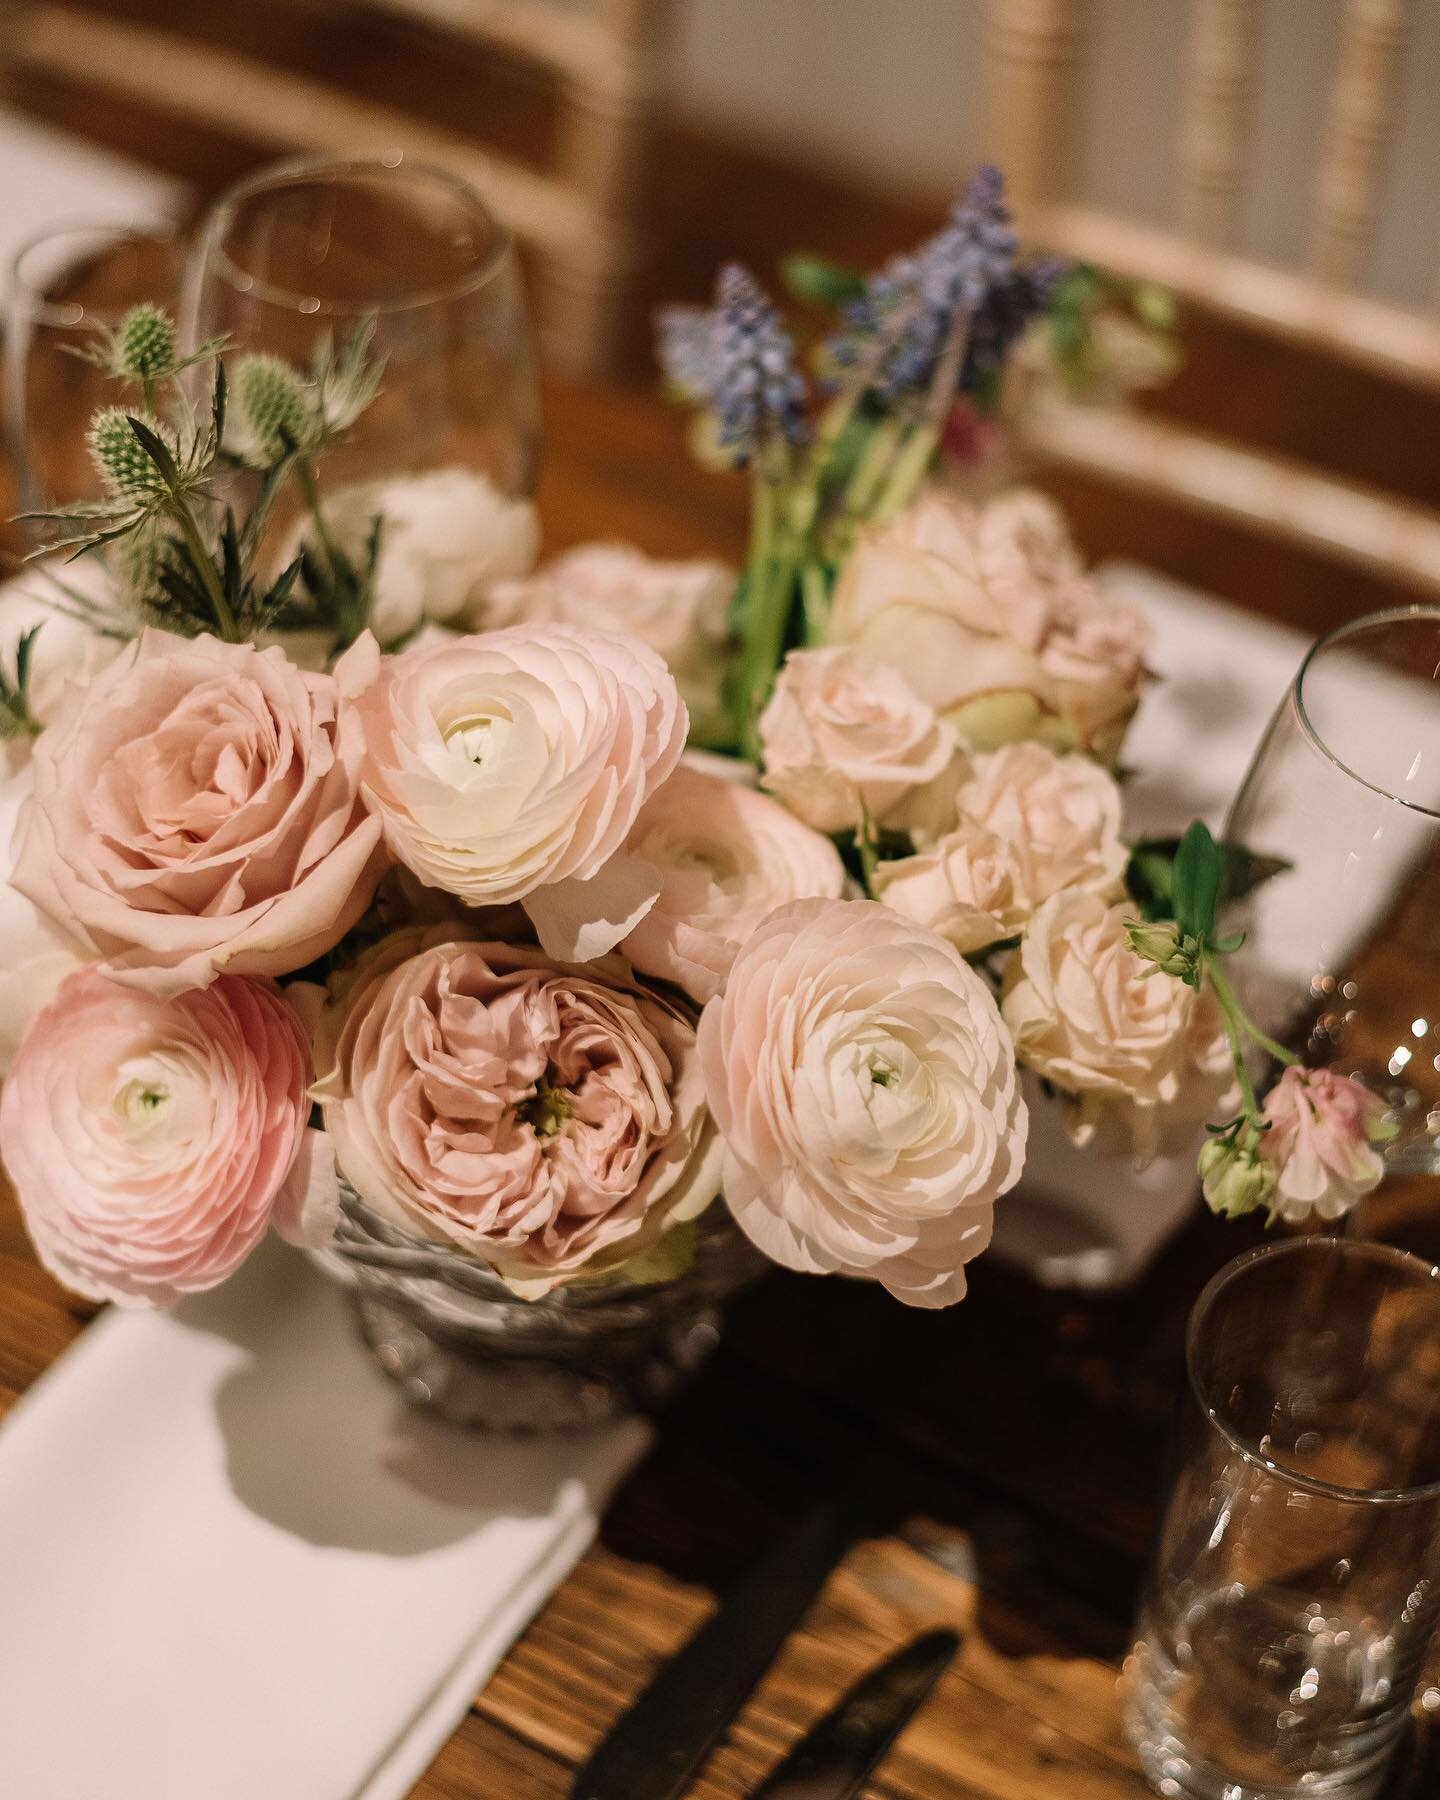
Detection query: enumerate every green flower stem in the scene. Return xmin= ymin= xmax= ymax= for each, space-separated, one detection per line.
xmin=1205 ymin=957 xmax=1299 ymax=1124
xmin=855 ymin=802 xmax=879 ymax=892
xmin=297 ymin=459 xmax=344 ymax=581
xmin=801 ymin=561 xmax=830 ymax=644
xmin=173 ymin=498 xmax=239 ymax=641
xmin=873 ymin=306 xmax=973 ymax=523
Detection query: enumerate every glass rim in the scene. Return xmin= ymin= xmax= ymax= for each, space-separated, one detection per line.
xmin=1292 ymin=603 xmax=1440 ymax=821
xmin=1187 ymin=1236 xmax=1440 ymax=1506
xmin=197 ymin=155 xmax=514 ymax=317
xmin=8 ymin=214 xmax=182 ymax=330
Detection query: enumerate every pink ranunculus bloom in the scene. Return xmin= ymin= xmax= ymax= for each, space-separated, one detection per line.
xmin=311 ymin=928 xmax=722 ymax=1296
xmin=698 ymin=897 xmax=1027 ymax=1308
xmin=620 ymin=763 xmax=846 ymax=1004
xmin=0 ymin=968 xmax=335 ymax=1306
xmin=352 ymin=623 xmax=687 ymax=962
xmin=10 ymin=630 xmax=387 ymax=996
xmin=1259 ymin=1066 xmax=1394 ymax=1223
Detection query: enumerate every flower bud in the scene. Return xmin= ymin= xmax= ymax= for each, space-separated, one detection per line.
xmin=1198 ymin=1135 xmax=1275 ymax=1218
xmin=113 ymin=304 xmax=177 ymax=382
xmin=1125 ymin=918 xmax=1194 ymax=980
xmin=87 ymin=408 xmax=170 ymax=505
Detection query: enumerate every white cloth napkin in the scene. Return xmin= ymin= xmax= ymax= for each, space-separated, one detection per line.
xmin=0 ymin=1241 xmax=648 ymax=1800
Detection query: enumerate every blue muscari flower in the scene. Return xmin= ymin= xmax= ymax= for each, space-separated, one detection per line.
xmin=655 ymin=264 xmax=807 ymax=462
xmin=829 ymin=165 xmax=1057 ymax=401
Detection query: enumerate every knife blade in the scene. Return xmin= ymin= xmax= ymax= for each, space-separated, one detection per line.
xmin=569 ymin=1497 xmax=861 ymax=1800
xmin=751 ymin=1627 xmax=960 ymax=1800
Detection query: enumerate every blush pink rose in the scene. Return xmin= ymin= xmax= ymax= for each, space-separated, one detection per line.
xmin=1002 ymin=891 xmax=1233 ymax=1160
xmin=10 ymin=630 xmax=387 ymax=996
xmin=620 ymin=763 xmax=846 ymax=1003
xmin=0 ymin=968 xmax=334 ymax=1306
xmin=1259 ymin=1066 xmax=1394 ymax=1223
xmin=698 ymin=897 xmax=1027 ymax=1307
xmin=828 ymin=488 xmax=1149 ymax=759
xmin=757 ymin=646 xmax=959 ymax=834
xmin=312 ymin=928 xmax=722 ymax=1296
xmin=949 ymin=741 xmax=1126 ymax=900
xmin=352 ymin=623 xmax=687 ymax=961
xmin=873 ymin=821 xmax=1031 ymax=955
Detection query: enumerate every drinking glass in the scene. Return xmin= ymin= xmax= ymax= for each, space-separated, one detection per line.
xmin=1221 ymin=606 xmax=1440 ymax=1180
xmin=1125 ymin=1237 xmax=1440 ymax=1800
xmin=184 ymin=156 xmax=541 ymax=502
xmin=5 ymin=218 xmax=188 ymax=517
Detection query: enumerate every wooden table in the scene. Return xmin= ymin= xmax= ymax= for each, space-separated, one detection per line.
xmin=4 ymin=371 xmax=1440 ymax=1800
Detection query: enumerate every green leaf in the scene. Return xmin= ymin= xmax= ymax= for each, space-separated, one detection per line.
xmin=1126 ymin=829 xmax=1287 ymax=925
xmin=781 ymin=253 xmax=866 ymax=309
xmin=1172 ymin=819 xmax=1221 ymax=939
xmin=125 ymin=415 xmax=182 ymax=491
xmin=13 ymin=623 xmax=41 ymax=699
xmin=211 ymin=361 xmax=227 ymax=448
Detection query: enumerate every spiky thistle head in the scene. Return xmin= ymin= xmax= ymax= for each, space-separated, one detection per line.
xmin=112 ymin=304 xmax=178 ymax=382
xmin=232 ymin=353 xmax=316 ymax=460
xmin=88 ymin=408 xmax=172 ymax=504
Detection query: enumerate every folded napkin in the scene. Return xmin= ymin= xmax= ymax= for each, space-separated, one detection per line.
xmin=0 ymin=1241 xmax=648 ymax=1800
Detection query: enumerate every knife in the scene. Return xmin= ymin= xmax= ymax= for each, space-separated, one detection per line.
xmin=751 ymin=1627 xmax=960 ymax=1799
xmin=569 ymin=1497 xmax=861 ymax=1800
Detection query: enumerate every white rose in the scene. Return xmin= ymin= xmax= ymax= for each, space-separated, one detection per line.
xmin=486 ymin=543 xmax=733 ymax=742
xmin=620 ymin=763 xmax=846 ymax=1003
xmin=291 ymin=467 xmax=540 ymax=645
xmin=0 ymin=765 xmax=92 ymax=1072
xmin=1002 ymin=891 xmax=1231 ymax=1161
xmin=828 ymin=488 xmax=1148 ymax=759
xmin=757 ymin=646 xmax=958 ymax=834
xmin=699 ymin=897 xmax=1027 ymax=1308
xmin=352 ymin=623 xmax=687 ymax=961
xmin=0 ymin=556 xmax=130 ymax=767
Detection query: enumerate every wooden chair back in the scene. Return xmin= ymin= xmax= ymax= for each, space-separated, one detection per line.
xmin=982 ymin=0 xmax=1440 ymax=597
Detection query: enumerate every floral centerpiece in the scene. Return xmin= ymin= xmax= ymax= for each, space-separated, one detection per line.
xmin=0 ymin=166 xmax=1392 ymax=1423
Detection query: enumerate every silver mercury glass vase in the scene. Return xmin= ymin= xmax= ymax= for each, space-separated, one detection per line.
xmin=309 ymin=1179 xmax=767 ymax=1432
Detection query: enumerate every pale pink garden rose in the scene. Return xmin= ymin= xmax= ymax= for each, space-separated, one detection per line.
xmin=11 ymin=631 xmax=387 ymax=996
xmin=950 ymin=742 xmax=1126 ymax=899
xmin=873 ymin=821 xmax=1030 ymax=955
xmin=872 ymin=743 xmax=1124 ymax=956
xmin=827 ymin=488 xmax=1149 ymax=759
xmin=620 ymin=764 xmax=846 ymax=1003
xmin=1002 ymin=890 xmax=1232 ymax=1161
xmin=353 ymin=623 xmax=686 ymax=961
xmin=1259 ymin=1066 xmax=1394 ymax=1223
xmin=698 ymin=897 xmax=1027 ymax=1308
xmin=312 ymin=928 xmax=722 ymax=1297
xmin=486 ymin=543 xmax=733 ymax=743
xmin=0 ymin=968 xmax=334 ymax=1306
xmin=757 ymin=646 xmax=958 ymax=834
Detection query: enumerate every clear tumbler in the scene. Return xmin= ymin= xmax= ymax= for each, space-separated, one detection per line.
xmin=1125 ymin=1237 xmax=1440 ymax=1800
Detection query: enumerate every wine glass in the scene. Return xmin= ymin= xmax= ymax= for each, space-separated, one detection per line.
xmin=1221 ymin=605 xmax=1440 ymax=1180
xmin=5 ymin=218 xmax=188 ymax=519
xmin=184 ymin=156 xmax=541 ymax=501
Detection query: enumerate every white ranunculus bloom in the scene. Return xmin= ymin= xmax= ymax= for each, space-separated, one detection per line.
xmin=290 ymin=466 xmax=540 ymax=646
xmin=351 ymin=623 xmax=687 ymax=961
xmin=699 ymin=897 xmax=1027 ymax=1308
